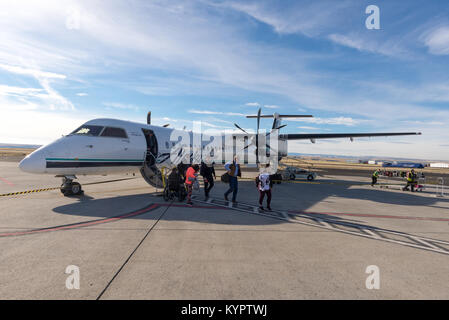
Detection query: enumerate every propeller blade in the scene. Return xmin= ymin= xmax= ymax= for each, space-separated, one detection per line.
xmin=256 ymin=108 xmax=261 ymax=164
xmin=234 ymin=123 xmax=248 ymax=134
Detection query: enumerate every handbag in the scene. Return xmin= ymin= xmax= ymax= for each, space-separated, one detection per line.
xmin=221 ymin=172 xmax=230 ymax=183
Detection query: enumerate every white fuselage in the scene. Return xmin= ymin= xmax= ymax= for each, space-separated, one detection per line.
xmin=19 ymin=118 xmax=288 ymax=177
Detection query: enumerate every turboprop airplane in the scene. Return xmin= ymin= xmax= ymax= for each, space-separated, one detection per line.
xmin=19 ymin=109 xmax=421 ymax=196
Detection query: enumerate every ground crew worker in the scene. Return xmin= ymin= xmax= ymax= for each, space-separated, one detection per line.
xmin=185 ymin=164 xmax=199 ymax=205
xmin=371 ymin=169 xmax=380 ymax=187
xmin=403 ymin=169 xmax=417 ymax=192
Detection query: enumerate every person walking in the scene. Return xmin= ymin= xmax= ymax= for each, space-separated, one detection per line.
xmin=200 ymin=161 xmax=216 ymax=200
xmin=256 ymin=164 xmax=273 ymax=211
xmin=224 ymin=156 xmax=241 ymax=203
xmin=371 ymin=169 xmax=380 ymax=187
xmin=185 ymin=164 xmax=199 ymax=205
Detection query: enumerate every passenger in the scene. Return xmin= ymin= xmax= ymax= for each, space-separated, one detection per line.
xmin=200 ymin=161 xmax=216 ymax=200
xmin=403 ymin=169 xmax=417 ymax=192
xmin=167 ymin=167 xmax=182 ymax=192
xmin=224 ymin=155 xmax=241 ymax=203
xmin=371 ymin=169 xmax=380 ymax=187
xmin=256 ymin=163 xmax=273 ymax=211
xmin=185 ymin=164 xmax=199 ymax=205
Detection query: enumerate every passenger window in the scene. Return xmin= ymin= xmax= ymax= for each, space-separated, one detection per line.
xmin=71 ymin=125 xmax=104 ymax=136
xmin=100 ymin=127 xmax=128 ymax=138
xmin=165 ymin=142 xmax=169 ymax=149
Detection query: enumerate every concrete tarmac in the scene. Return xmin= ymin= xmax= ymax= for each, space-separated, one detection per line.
xmin=0 ymin=161 xmax=448 ymax=299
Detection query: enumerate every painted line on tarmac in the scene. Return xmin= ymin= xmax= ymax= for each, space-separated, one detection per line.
xmin=288 ymin=210 xmax=449 ymax=222
xmin=0 ymin=177 xmax=139 ymax=198
xmin=96 ymin=201 xmax=174 ymax=300
xmin=0 ymin=203 xmax=225 ymax=238
xmin=192 ymin=196 xmax=449 ymax=256
xmin=0 ymin=204 xmax=159 ymax=238
xmin=0 ymin=187 xmax=60 ymax=197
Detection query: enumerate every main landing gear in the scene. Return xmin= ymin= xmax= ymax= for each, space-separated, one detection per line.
xmin=60 ymin=176 xmax=83 ymax=196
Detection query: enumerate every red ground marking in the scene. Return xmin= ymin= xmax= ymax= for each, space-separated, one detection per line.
xmin=0 ymin=202 xmax=226 ymax=238
xmin=0 ymin=177 xmax=14 ymax=186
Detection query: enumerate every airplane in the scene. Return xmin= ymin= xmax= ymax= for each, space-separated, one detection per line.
xmin=19 ymin=109 xmax=421 ymax=196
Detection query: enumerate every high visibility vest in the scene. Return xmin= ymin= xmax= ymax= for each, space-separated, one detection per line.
xmin=373 ymin=171 xmax=379 ymax=178
xmin=407 ymin=173 xmax=413 ymax=182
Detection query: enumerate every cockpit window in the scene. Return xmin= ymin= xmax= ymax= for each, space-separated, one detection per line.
xmin=100 ymin=127 xmax=128 ymax=138
xmin=70 ymin=125 xmax=104 ymax=136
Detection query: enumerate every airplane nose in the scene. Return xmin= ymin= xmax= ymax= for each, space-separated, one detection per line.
xmin=19 ymin=150 xmax=46 ymax=174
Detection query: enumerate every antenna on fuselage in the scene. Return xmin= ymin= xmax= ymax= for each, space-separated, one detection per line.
xmin=147 ymin=111 xmax=151 ymax=125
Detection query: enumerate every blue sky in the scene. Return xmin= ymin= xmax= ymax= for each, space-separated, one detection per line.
xmin=1 ymin=0 xmax=449 ymax=159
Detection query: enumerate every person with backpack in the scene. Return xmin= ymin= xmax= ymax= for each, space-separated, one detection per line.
xmin=256 ymin=163 xmax=273 ymax=211
xmin=224 ymin=156 xmax=241 ymax=203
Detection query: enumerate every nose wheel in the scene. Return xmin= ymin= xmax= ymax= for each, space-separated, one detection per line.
xmin=60 ymin=176 xmax=83 ymax=196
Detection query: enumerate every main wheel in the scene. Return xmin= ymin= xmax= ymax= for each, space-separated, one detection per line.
xmin=71 ymin=182 xmax=82 ymax=195
xmin=60 ymin=188 xmax=72 ymax=196
xmin=289 ymin=174 xmax=295 ymax=180
xmin=307 ymin=175 xmax=314 ymax=181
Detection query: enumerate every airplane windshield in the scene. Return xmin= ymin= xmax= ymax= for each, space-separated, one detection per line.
xmin=70 ymin=125 xmax=104 ymax=136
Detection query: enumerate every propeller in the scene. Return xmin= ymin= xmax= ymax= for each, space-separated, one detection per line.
xmin=256 ymin=108 xmax=261 ymax=164
xmin=234 ymin=123 xmax=248 ymax=134
xmin=234 ymin=107 xmax=283 ymax=165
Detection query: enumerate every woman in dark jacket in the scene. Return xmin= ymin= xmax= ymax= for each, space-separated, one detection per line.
xmin=200 ymin=161 xmax=216 ymax=200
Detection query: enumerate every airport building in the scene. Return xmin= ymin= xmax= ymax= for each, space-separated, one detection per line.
xmin=429 ymin=162 xmax=449 ymax=168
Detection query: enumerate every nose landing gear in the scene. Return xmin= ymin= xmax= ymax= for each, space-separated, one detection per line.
xmin=60 ymin=176 xmax=83 ymax=196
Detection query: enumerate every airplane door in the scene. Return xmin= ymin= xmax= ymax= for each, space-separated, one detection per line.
xmin=142 ymin=129 xmax=158 ymax=165
xmin=140 ymin=128 xmax=163 ymax=188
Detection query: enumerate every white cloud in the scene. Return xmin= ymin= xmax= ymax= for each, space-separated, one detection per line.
xmin=264 ymin=104 xmax=279 ymax=109
xmin=298 ymin=126 xmax=319 ymax=130
xmin=0 ymin=85 xmax=43 ymax=97
xmin=103 ymin=102 xmax=140 ymax=111
xmin=0 ymin=63 xmax=74 ymax=111
xmin=328 ymin=33 xmax=405 ymax=57
xmin=188 ymin=109 xmax=246 ymax=116
xmin=287 ymin=116 xmax=359 ymax=126
xmin=76 ymin=92 xmax=88 ymax=96
xmin=245 ymin=102 xmax=260 ymax=107
xmin=422 ymin=26 xmax=449 ymax=55
xmin=0 ymin=63 xmax=66 ymax=79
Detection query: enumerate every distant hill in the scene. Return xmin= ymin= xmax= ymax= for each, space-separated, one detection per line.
xmin=0 ymin=143 xmax=41 ymax=149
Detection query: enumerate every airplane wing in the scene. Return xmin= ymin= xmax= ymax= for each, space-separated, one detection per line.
xmin=280 ymin=132 xmax=421 ymax=140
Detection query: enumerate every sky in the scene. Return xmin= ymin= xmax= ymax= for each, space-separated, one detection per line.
xmin=0 ymin=0 xmax=449 ymax=160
